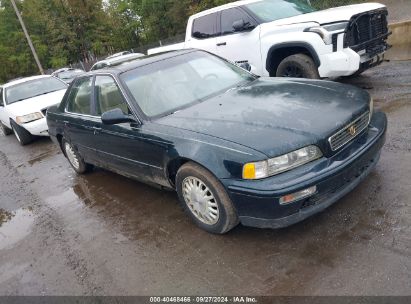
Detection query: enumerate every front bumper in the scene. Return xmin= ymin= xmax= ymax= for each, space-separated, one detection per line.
xmin=21 ymin=117 xmax=49 ymax=136
xmin=223 ymin=111 xmax=387 ymax=229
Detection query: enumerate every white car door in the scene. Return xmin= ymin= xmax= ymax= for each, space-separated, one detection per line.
xmin=185 ymin=12 xmax=218 ymax=55
xmin=215 ymin=8 xmax=262 ymax=75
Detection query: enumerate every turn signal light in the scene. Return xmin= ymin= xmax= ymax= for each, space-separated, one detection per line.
xmin=279 ymin=186 xmax=317 ymax=205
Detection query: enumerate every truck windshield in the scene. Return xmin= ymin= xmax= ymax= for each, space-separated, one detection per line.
xmin=5 ymin=77 xmax=67 ymax=105
xmin=244 ymin=0 xmax=316 ymax=23
xmin=121 ymin=51 xmax=256 ymax=118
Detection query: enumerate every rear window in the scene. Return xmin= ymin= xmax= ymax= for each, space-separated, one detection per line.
xmin=5 ymin=77 xmax=67 ymax=105
xmin=192 ymin=13 xmax=218 ymax=39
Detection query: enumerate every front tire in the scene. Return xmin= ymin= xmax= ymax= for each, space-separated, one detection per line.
xmin=10 ymin=120 xmax=32 ymax=145
xmin=0 ymin=122 xmax=13 ymax=136
xmin=276 ymin=54 xmax=320 ymax=79
xmin=62 ymin=139 xmax=93 ymax=174
xmin=176 ymin=162 xmax=239 ymax=234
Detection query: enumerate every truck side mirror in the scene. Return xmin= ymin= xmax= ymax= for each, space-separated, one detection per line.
xmin=233 ymin=19 xmax=254 ymax=32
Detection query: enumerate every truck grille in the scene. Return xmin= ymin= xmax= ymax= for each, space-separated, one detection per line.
xmin=329 ymin=112 xmax=370 ymax=151
xmin=344 ymin=9 xmax=390 ymax=56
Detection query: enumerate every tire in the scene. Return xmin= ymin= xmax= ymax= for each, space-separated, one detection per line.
xmin=276 ymin=54 xmax=320 ymax=79
xmin=10 ymin=120 xmax=32 ymax=145
xmin=176 ymin=162 xmax=239 ymax=234
xmin=0 ymin=122 xmax=13 ymax=136
xmin=62 ymin=139 xmax=93 ymax=174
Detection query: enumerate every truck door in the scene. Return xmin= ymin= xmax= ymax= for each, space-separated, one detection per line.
xmin=215 ymin=8 xmax=262 ymax=75
xmin=185 ymin=12 xmax=218 ymax=55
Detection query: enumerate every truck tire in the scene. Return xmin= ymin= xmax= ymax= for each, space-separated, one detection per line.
xmin=176 ymin=162 xmax=239 ymax=234
xmin=276 ymin=54 xmax=320 ymax=79
xmin=10 ymin=120 xmax=33 ymax=145
xmin=0 ymin=122 xmax=13 ymax=136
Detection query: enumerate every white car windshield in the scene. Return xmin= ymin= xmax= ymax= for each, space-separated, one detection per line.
xmin=5 ymin=77 xmax=67 ymax=105
xmin=244 ymin=0 xmax=316 ymax=23
xmin=121 ymin=51 xmax=256 ymax=118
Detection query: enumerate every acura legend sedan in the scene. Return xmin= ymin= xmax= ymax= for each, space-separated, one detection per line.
xmin=46 ymin=50 xmax=387 ymax=234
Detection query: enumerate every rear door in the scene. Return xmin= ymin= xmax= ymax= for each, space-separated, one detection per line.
xmin=185 ymin=12 xmax=219 ymax=55
xmin=215 ymin=7 xmax=262 ymax=74
xmin=63 ymin=76 xmax=100 ymax=164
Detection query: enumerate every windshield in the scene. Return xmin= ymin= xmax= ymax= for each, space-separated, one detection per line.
xmin=121 ymin=51 xmax=256 ymax=118
xmin=5 ymin=77 xmax=67 ymax=105
xmin=244 ymin=0 xmax=316 ymax=23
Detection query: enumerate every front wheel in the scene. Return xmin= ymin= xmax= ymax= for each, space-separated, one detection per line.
xmin=11 ymin=120 xmax=32 ymax=145
xmin=63 ymin=139 xmax=93 ymax=174
xmin=276 ymin=54 xmax=320 ymax=79
xmin=176 ymin=162 xmax=239 ymax=234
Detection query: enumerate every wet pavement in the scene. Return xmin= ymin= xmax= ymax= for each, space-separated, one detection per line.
xmin=0 ymin=61 xmax=410 ymax=296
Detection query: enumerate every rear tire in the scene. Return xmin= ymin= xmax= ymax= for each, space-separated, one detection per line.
xmin=10 ymin=120 xmax=32 ymax=145
xmin=0 ymin=122 xmax=13 ymax=136
xmin=276 ymin=54 xmax=320 ymax=79
xmin=62 ymin=139 xmax=93 ymax=174
xmin=176 ymin=162 xmax=239 ymax=234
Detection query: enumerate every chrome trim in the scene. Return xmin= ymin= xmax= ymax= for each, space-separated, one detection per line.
xmin=328 ymin=111 xmax=370 ymax=151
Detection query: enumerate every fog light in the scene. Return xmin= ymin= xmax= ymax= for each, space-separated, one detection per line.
xmin=279 ymin=186 xmax=317 ymax=205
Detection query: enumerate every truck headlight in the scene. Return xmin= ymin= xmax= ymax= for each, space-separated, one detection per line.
xmin=16 ymin=112 xmax=43 ymax=124
xmin=243 ymin=145 xmax=323 ymax=180
xmin=306 ymin=22 xmax=348 ymax=45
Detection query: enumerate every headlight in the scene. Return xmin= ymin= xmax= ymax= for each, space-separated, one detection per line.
xmin=16 ymin=112 xmax=43 ymax=124
xmin=306 ymin=22 xmax=348 ymax=45
xmin=243 ymin=145 xmax=323 ymax=180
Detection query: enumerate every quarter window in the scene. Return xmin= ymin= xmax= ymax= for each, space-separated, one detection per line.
xmin=221 ymin=8 xmax=254 ymax=35
xmin=94 ymin=76 xmax=129 ymax=115
xmin=192 ymin=13 xmax=218 ymax=39
xmin=66 ymin=77 xmax=93 ymax=115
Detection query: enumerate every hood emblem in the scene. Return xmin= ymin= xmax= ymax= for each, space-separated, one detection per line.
xmin=348 ymin=125 xmax=357 ymax=136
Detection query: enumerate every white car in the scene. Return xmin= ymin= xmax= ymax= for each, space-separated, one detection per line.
xmin=148 ymin=0 xmax=390 ymax=79
xmin=0 ymin=75 xmax=68 ymax=145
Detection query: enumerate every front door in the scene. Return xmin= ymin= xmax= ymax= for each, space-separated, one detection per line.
xmin=215 ymin=8 xmax=262 ymax=74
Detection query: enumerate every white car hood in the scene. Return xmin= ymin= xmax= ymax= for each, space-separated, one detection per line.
xmin=6 ymin=89 xmax=66 ymax=117
xmin=261 ymin=3 xmax=386 ymax=28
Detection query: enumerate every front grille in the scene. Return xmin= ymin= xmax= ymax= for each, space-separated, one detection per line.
xmin=344 ymin=9 xmax=390 ymax=56
xmin=329 ymin=112 xmax=370 ymax=151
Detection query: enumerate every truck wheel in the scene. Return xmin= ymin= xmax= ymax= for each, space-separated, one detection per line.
xmin=62 ymin=139 xmax=93 ymax=174
xmin=176 ymin=162 xmax=239 ymax=234
xmin=10 ymin=120 xmax=32 ymax=145
xmin=0 ymin=122 xmax=13 ymax=136
xmin=276 ymin=54 xmax=320 ymax=79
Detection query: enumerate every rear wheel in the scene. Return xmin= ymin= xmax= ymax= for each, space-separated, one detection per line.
xmin=0 ymin=122 xmax=13 ymax=136
xmin=62 ymin=139 xmax=93 ymax=174
xmin=176 ymin=162 xmax=239 ymax=234
xmin=10 ymin=120 xmax=32 ymax=145
xmin=276 ymin=54 xmax=320 ymax=79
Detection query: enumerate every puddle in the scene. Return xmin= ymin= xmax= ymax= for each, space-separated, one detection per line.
xmin=27 ymin=150 xmax=58 ymax=166
xmin=0 ymin=208 xmax=35 ymax=250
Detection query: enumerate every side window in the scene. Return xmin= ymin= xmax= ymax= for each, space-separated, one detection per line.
xmin=221 ymin=8 xmax=254 ymax=35
xmin=94 ymin=75 xmax=129 ymax=116
xmin=66 ymin=77 xmax=93 ymax=115
xmin=192 ymin=13 xmax=218 ymax=39
xmin=0 ymin=88 xmax=3 ymax=106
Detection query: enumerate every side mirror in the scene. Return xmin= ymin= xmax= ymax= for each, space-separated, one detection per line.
xmin=101 ymin=108 xmax=136 ymax=125
xmin=239 ymin=62 xmax=252 ymax=71
xmin=232 ymin=19 xmax=254 ymax=32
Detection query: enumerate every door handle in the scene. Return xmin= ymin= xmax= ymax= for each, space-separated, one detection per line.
xmin=216 ymin=42 xmax=227 ymax=46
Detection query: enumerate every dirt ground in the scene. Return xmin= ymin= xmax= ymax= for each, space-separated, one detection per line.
xmin=0 ymin=61 xmax=410 ymax=296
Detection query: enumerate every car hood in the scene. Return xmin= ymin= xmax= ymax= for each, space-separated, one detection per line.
xmin=6 ymin=89 xmax=67 ymax=117
xmin=261 ymin=3 xmax=385 ymax=28
xmin=155 ymin=78 xmax=370 ymax=158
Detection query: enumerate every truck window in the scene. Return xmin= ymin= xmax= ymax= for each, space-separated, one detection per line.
xmin=192 ymin=13 xmax=218 ymax=39
xmin=221 ymin=8 xmax=254 ymax=35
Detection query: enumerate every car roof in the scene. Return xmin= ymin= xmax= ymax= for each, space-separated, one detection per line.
xmin=2 ymin=75 xmax=52 ymax=88
xmin=190 ymin=0 xmax=262 ymax=18
xmin=86 ymin=49 xmax=198 ymax=76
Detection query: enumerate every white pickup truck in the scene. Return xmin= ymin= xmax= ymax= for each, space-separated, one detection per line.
xmin=148 ymin=0 xmax=390 ymax=79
